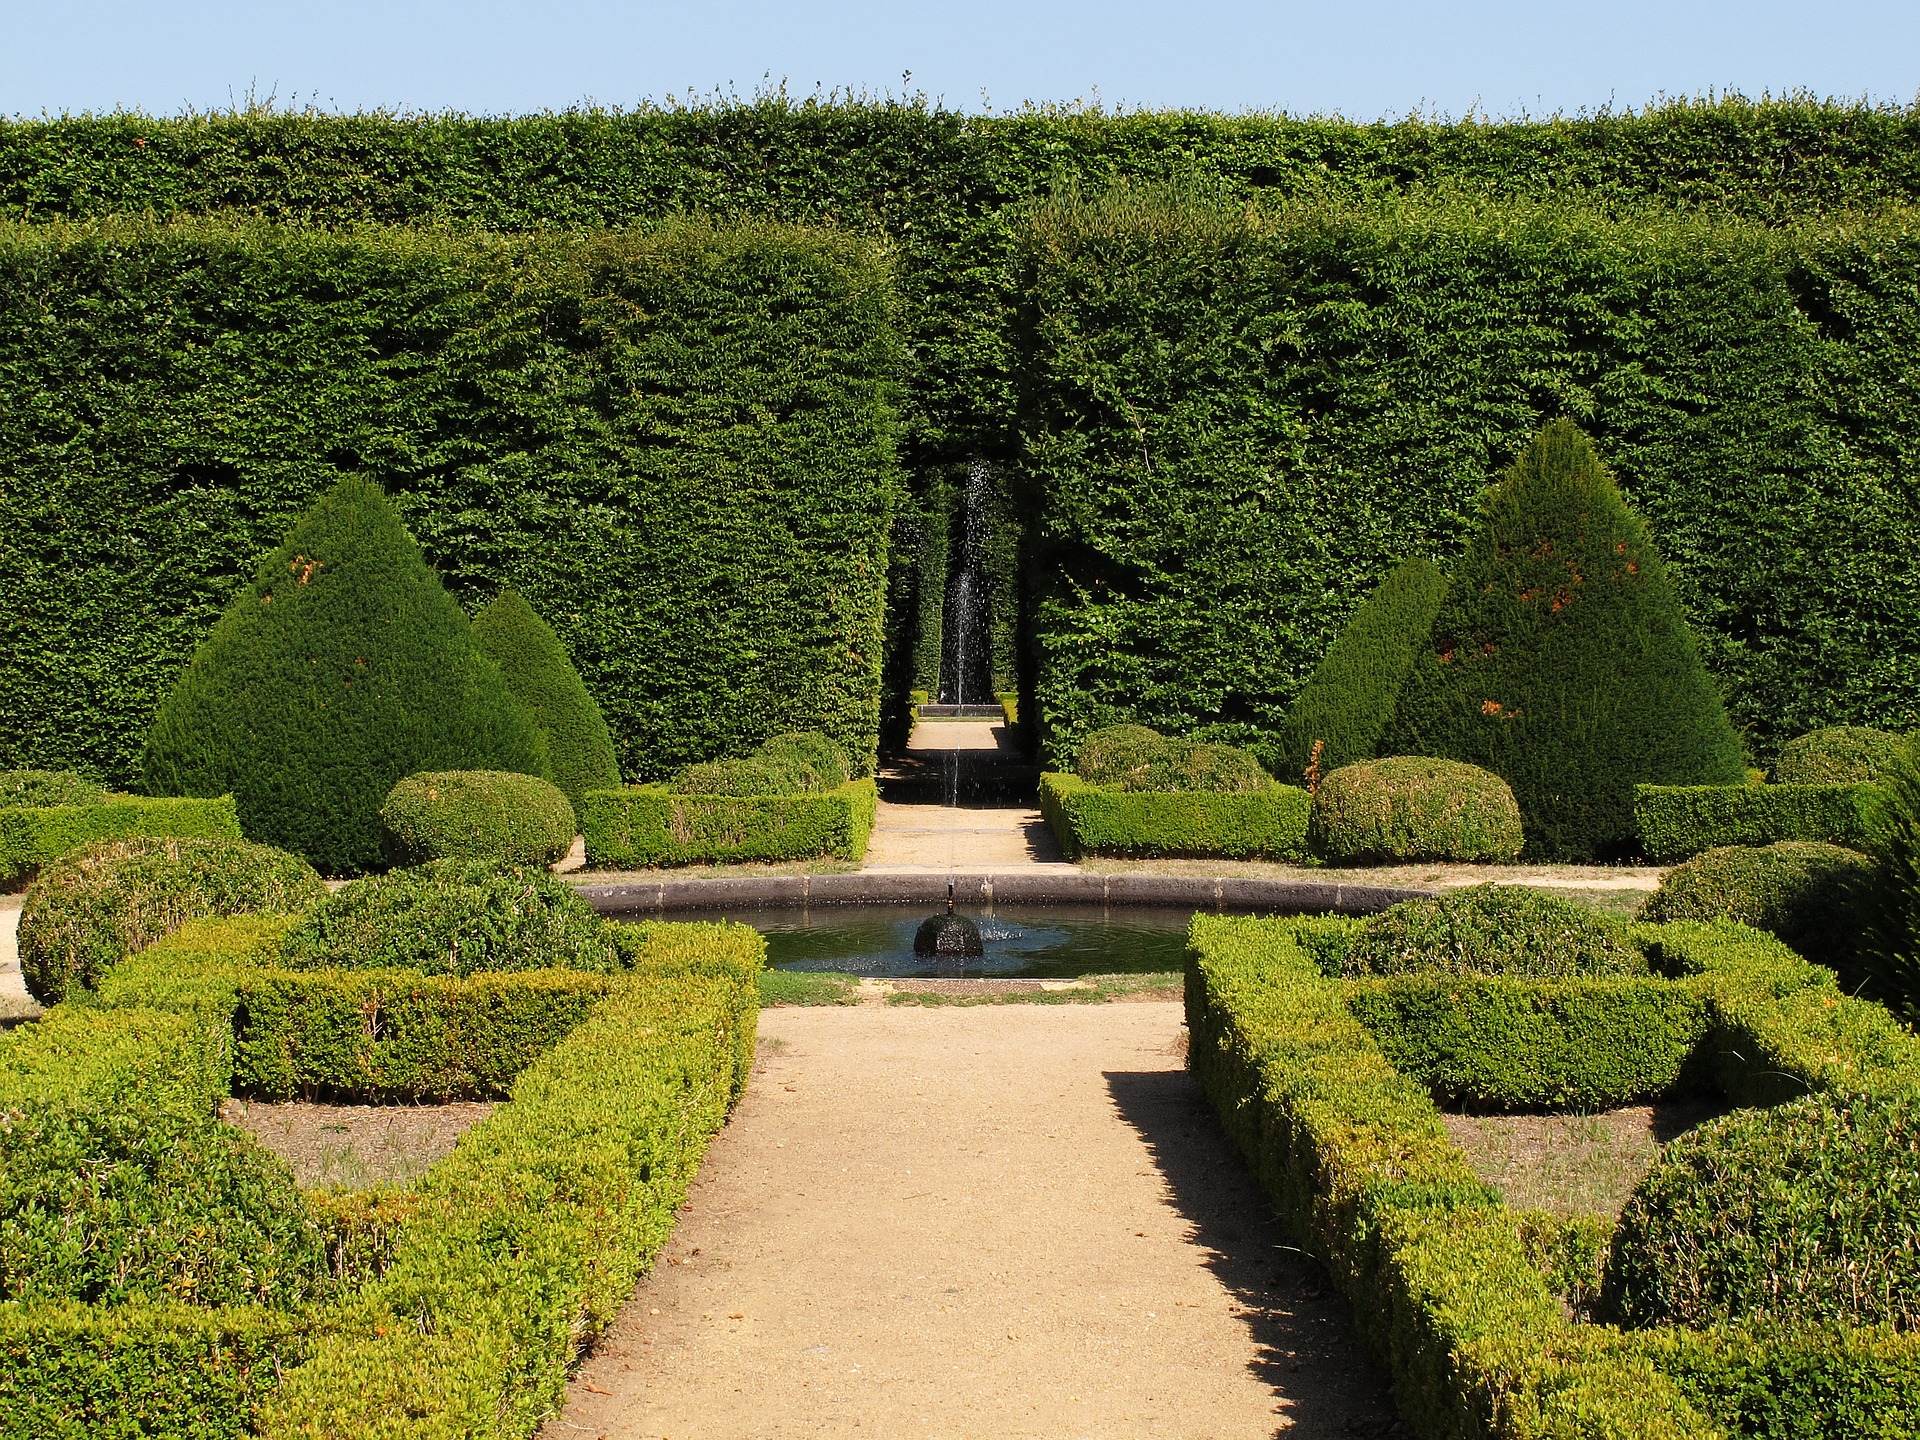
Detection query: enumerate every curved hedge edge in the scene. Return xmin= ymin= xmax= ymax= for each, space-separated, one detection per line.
xmin=578 ymin=778 xmax=877 ymax=868
xmin=1038 ymin=773 xmax=1311 ymax=861
xmin=1185 ymin=914 xmax=1717 ymax=1438
xmin=1633 ymin=783 xmax=1884 ymax=861
xmin=1642 ymin=919 xmax=1920 ymax=1105
xmin=255 ymin=924 xmax=763 ymax=1438
xmin=0 ymin=795 xmax=241 ymax=885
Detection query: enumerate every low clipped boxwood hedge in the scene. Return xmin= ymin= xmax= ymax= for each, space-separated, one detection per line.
xmin=1073 ymin=724 xmax=1270 ymax=792
xmin=379 ymin=769 xmax=577 ymax=868
xmin=1309 ymin=756 xmax=1523 ymax=864
xmin=1603 ymin=1089 xmax=1920 ymax=1332
xmin=1634 ymin=781 xmax=1884 ymax=860
xmin=671 ymin=730 xmax=852 ymax=797
xmin=1190 ymin=911 xmax=1920 ymax=1439
xmin=1640 ymin=841 xmax=1875 ymax=972
xmin=580 ymin=777 xmax=877 ymax=868
xmin=280 ymin=860 xmax=614 ymax=976
xmin=1039 ymin=772 xmax=1310 ymax=861
xmin=0 ymin=793 xmax=242 ymax=885
xmin=17 ymin=834 xmax=325 ymax=1005
xmin=5 ymin=896 xmax=761 ymax=1436
xmin=1773 ymin=726 xmax=1909 ymax=786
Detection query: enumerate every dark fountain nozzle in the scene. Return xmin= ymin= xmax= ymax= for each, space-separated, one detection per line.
xmin=914 ymin=879 xmax=982 ymax=958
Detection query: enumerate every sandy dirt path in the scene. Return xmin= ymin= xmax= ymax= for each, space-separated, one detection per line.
xmin=539 ymin=1002 xmax=1396 ymax=1440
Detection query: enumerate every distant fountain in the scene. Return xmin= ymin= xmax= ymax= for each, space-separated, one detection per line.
xmin=939 ymin=462 xmax=992 ymax=707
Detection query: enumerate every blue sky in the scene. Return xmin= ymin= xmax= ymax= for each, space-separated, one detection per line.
xmin=4 ymin=1 xmax=1916 ymax=120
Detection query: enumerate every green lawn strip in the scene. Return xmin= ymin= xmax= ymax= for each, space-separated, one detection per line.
xmin=760 ymin=970 xmax=863 ymax=1006
xmin=885 ymin=972 xmax=1182 ymax=1006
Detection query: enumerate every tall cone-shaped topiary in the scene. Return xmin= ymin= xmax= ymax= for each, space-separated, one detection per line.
xmin=1271 ymin=556 xmax=1449 ymax=782
xmin=143 ymin=479 xmax=548 ymax=875
xmin=1382 ymin=420 xmax=1745 ymax=859
xmin=472 ymin=589 xmax=621 ymax=808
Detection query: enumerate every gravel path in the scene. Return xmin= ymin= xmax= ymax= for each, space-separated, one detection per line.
xmin=538 ymin=1002 xmax=1395 ymax=1439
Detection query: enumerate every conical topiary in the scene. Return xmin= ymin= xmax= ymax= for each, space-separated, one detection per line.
xmin=472 ymin=590 xmax=621 ymax=808
xmin=1271 ymin=557 xmax=1449 ymax=782
xmin=1381 ymin=420 xmax=1745 ymax=858
xmin=142 ymin=479 xmax=548 ymax=875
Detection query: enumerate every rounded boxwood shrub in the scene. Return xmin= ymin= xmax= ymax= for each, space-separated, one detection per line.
xmin=280 ymin=860 xmax=614 ymax=976
xmin=1272 ymin=557 xmax=1450 ymax=781
xmin=1345 ymin=884 xmax=1643 ymax=979
xmin=1383 ymin=421 xmax=1746 ymax=859
xmin=1639 ymin=841 xmax=1875 ymax=970
xmin=18 ymin=836 xmax=326 ymax=1005
xmin=471 ymin=589 xmax=622 ymax=808
xmin=380 ymin=770 xmax=577 ymax=868
xmin=1075 ymin=725 xmax=1271 ymax=792
xmin=1773 ymin=725 xmax=1908 ymax=786
xmin=0 ymin=770 xmax=107 ymax=808
xmin=0 ymin=1105 xmax=330 ymax=1309
xmin=1310 ymin=756 xmax=1524 ymax=863
xmin=141 ymin=478 xmax=549 ymax=876
xmin=670 ymin=731 xmax=851 ymax=796
xmin=1602 ymin=1089 xmax=1920 ymax=1330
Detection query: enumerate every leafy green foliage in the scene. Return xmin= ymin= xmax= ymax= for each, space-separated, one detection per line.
xmin=1020 ymin=194 xmax=1920 ymax=778
xmin=379 ymin=770 xmax=576 ymax=868
xmin=1309 ymin=756 xmax=1523 ymax=863
xmin=1634 ymin=781 xmax=1886 ymax=860
xmin=1271 ymin=558 xmax=1449 ymax=780
xmin=280 ymin=861 xmax=614 ymax=976
xmin=671 ymin=731 xmax=851 ymax=796
xmin=1347 ymin=975 xmax=1707 ymax=1111
xmin=1383 ymin=421 xmax=1745 ymax=857
xmin=581 ymin=779 xmax=877 ymax=867
xmin=1040 ymin=772 xmax=1309 ymax=860
xmin=1073 ymin=725 xmax=1269 ymax=792
xmin=0 ymin=771 xmax=105 ymax=808
xmin=0 ymin=1105 xmax=329 ymax=1310
xmin=1346 ymin=884 xmax=1645 ymax=979
xmin=1774 ymin=726 xmax=1910 ymax=786
xmin=471 ymin=591 xmax=621 ymax=809
xmin=0 ymin=219 xmax=901 ymax=793
xmin=1603 ymin=1090 xmax=1920 ymax=1331
xmin=1640 ymin=841 xmax=1876 ymax=973
xmin=142 ymin=477 xmax=549 ymax=875
xmin=0 ymin=794 xmax=243 ymax=886
xmin=1862 ymin=742 xmax=1920 ymax=1023
xmin=17 ymin=836 xmax=324 ymax=1006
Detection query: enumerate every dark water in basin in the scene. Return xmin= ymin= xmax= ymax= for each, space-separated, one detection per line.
xmin=653 ymin=903 xmax=1201 ymax=979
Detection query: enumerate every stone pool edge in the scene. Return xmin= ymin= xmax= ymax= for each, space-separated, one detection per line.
xmin=571 ymin=871 xmax=1430 ymax=917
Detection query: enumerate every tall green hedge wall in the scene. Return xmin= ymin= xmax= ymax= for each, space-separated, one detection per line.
xmin=0 ymin=218 xmax=901 ymax=786
xmin=6 ymin=98 xmax=1920 ymax=760
xmin=1016 ymin=192 xmax=1920 ymax=763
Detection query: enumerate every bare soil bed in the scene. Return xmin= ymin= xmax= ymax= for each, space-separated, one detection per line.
xmin=225 ymin=1098 xmax=495 ymax=1189
xmin=539 ymin=1002 xmax=1398 ymax=1439
xmin=1442 ymin=1100 xmax=1726 ymax=1218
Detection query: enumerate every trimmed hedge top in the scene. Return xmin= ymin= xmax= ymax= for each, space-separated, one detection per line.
xmin=0 ymin=770 xmax=106 ymax=808
xmin=17 ymin=835 xmax=325 ymax=1006
xmin=1384 ymin=421 xmax=1746 ymax=858
xmin=1345 ymin=884 xmax=1644 ymax=979
xmin=1073 ymin=725 xmax=1270 ymax=793
xmin=671 ymin=731 xmax=853 ymax=796
xmin=142 ymin=477 xmax=549 ymax=875
xmin=280 ymin=860 xmax=614 ymax=976
xmin=1639 ymin=841 xmax=1874 ymax=973
xmin=1308 ymin=755 xmax=1523 ymax=864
